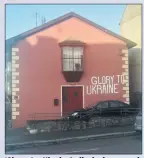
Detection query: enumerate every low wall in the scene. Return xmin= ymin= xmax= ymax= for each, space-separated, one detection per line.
xmin=26 ymin=115 xmax=136 ymax=134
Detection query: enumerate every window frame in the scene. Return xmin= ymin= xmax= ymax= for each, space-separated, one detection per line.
xmin=61 ymin=46 xmax=84 ymax=72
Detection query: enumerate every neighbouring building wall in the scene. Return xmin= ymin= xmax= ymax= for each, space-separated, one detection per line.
xmin=6 ymin=45 xmax=12 ymax=128
xmin=120 ymin=5 xmax=142 ymax=107
xmin=6 ymin=45 xmax=12 ymax=97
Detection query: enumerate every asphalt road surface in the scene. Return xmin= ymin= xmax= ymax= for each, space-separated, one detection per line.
xmin=6 ymin=134 xmax=142 ymax=154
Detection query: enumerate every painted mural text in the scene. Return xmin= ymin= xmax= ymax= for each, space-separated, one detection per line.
xmin=86 ymin=75 xmax=126 ymax=95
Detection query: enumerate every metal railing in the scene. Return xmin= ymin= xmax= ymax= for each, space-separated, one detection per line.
xmin=27 ymin=108 xmax=140 ymax=121
xmin=5 ymin=108 xmax=141 ymax=130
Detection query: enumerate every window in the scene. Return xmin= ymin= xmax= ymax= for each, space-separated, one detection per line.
xmin=97 ymin=102 xmax=109 ymax=109
xmin=62 ymin=47 xmax=83 ymax=71
xmin=119 ymin=101 xmax=129 ymax=107
xmin=110 ymin=101 xmax=119 ymax=108
xmin=119 ymin=102 xmax=125 ymax=107
xmin=101 ymin=102 xmax=109 ymax=108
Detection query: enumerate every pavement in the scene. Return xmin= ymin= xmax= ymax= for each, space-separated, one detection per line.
xmin=5 ymin=125 xmax=138 ymax=151
xmin=6 ymin=134 xmax=142 ymax=154
xmin=6 ymin=125 xmax=134 ymax=144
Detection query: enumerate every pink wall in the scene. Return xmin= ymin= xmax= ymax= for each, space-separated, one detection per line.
xmin=13 ymin=17 xmax=127 ymax=128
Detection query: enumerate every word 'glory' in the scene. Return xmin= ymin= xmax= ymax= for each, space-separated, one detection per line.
xmin=91 ymin=75 xmax=124 ymax=85
xmin=86 ymin=84 xmax=119 ymax=95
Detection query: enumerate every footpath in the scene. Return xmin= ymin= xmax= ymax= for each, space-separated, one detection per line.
xmin=6 ymin=125 xmax=135 ymax=144
xmin=6 ymin=125 xmax=137 ymax=151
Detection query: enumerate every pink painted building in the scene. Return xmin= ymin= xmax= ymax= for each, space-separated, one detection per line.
xmin=6 ymin=12 xmax=136 ymax=128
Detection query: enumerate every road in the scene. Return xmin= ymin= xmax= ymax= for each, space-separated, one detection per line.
xmin=6 ymin=134 xmax=142 ymax=154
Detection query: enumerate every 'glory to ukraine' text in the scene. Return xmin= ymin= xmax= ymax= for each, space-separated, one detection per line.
xmin=86 ymin=75 xmax=126 ymax=95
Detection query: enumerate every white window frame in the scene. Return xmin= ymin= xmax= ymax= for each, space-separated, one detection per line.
xmin=62 ymin=46 xmax=84 ymax=71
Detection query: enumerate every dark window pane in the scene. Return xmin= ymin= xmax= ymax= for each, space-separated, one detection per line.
xmin=96 ymin=104 xmax=101 ymax=108
xmin=101 ymin=102 xmax=109 ymax=108
xmin=119 ymin=102 xmax=125 ymax=107
xmin=110 ymin=101 xmax=119 ymax=108
xmin=97 ymin=102 xmax=108 ymax=108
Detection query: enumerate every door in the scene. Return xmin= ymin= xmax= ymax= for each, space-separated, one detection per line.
xmin=62 ymin=86 xmax=83 ymax=116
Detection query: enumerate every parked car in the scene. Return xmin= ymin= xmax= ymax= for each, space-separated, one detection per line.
xmin=134 ymin=111 xmax=142 ymax=133
xmin=63 ymin=100 xmax=136 ymax=121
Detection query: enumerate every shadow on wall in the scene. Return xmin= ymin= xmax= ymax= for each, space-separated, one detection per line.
xmin=128 ymin=47 xmax=142 ymax=108
xmin=17 ymin=36 xmax=63 ymax=122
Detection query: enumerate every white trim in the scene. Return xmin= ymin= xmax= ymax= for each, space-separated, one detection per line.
xmin=61 ymin=86 xmax=62 ymax=117
xmin=12 ymin=51 xmax=16 ymax=56
xmin=12 ymin=48 xmax=19 ymax=52
xmin=61 ymin=85 xmax=84 ymax=117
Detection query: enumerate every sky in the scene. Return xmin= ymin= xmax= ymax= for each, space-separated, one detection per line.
xmin=6 ymin=4 xmax=126 ymax=39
